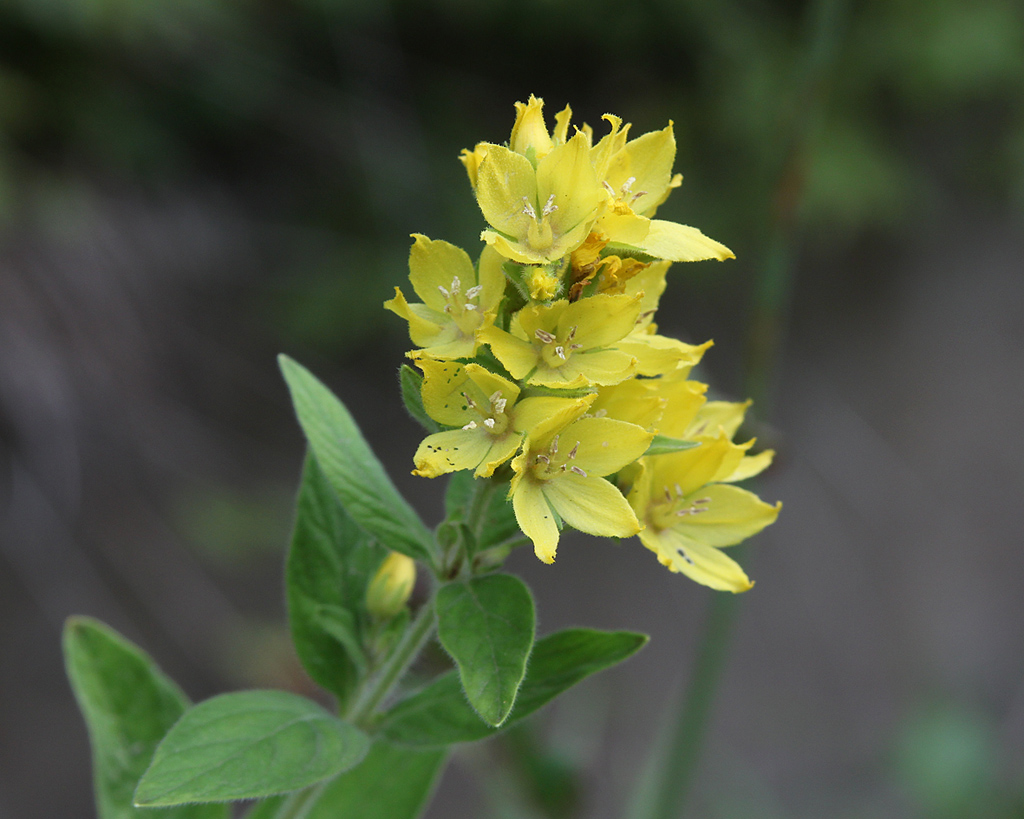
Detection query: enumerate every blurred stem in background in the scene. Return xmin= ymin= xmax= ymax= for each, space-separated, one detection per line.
xmin=632 ymin=0 xmax=851 ymax=816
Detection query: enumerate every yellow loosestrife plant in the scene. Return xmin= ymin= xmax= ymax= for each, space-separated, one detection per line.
xmin=63 ymin=95 xmax=779 ymax=819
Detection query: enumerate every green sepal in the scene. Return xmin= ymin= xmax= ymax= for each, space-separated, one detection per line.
xmin=435 ymin=574 xmax=536 ymax=727
xmin=287 ymin=453 xmax=387 ymax=708
xmin=63 ymin=617 xmax=228 ymax=819
xmin=134 ymin=690 xmax=370 ymax=806
xmin=399 ymin=364 xmax=439 ymax=433
xmin=279 ymin=355 xmax=437 ymax=566
xmin=304 ymin=742 xmax=447 ymax=819
xmin=379 ymin=628 xmax=648 ymax=746
xmin=644 ymin=435 xmax=702 ymax=456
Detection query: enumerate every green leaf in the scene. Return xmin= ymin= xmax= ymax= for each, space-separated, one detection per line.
xmin=306 ymin=741 xmax=447 ymax=819
xmin=287 ymin=452 xmax=387 ymax=708
xmin=399 ymin=364 xmax=439 ymax=433
xmin=644 ymin=435 xmax=702 ymax=457
xmin=63 ymin=617 xmax=228 ymax=819
xmin=135 ymin=690 xmax=370 ymax=806
xmin=436 ymin=574 xmax=536 ymax=727
xmin=380 ymin=628 xmax=647 ymax=747
xmin=279 ymin=355 xmax=436 ymax=565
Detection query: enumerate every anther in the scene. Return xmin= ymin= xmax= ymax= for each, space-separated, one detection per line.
xmin=522 ymin=198 xmax=537 ymax=219
xmin=570 ymin=465 xmax=587 ymax=477
xmin=542 ymin=194 xmax=558 ymax=216
xmin=450 ymin=276 xmax=461 ymax=294
xmin=555 ymin=346 xmax=566 ymax=360
xmin=465 ymin=285 xmax=482 ymax=299
xmin=462 ymin=392 xmax=477 ymax=409
xmin=438 ymin=285 xmax=450 ymax=297
xmin=462 ymin=421 xmax=478 ymax=430
xmin=483 ymin=418 xmax=495 ymax=429
xmin=535 ymin=329 xmax=556 ymax=344
xmin=674 ymin=483 xmax=684 ymax=498
xmin=567 ymin=442 xmax=580 ymax=460
xmin=602 ymin=181 xmax=615 ymax=196
xmin=549 ymin=435 xmax=559 ymax=455
xmin=535 ymin=454 xmax=550 ymax=465
xmin=693 ymin=497 xmax=711 ymax=505
xmin=593 ymin=409 xmax=608 ymax=418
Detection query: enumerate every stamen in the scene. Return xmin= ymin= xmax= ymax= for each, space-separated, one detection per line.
xmin=602 ymin=181 xmax=615 ymax=196
xmin=568 ymin=343 xmax=583 ymax=351
xmin=463 ymin=303 xmax=477 ymax=311
xmin=593 ymin=409 xmax=608 ymax=418
xmin=438 ymin=285 xmax=450 ymax=298
xmin=483 ymin=418 xmax=495 ymax=429
xmin=566 ymin=325 xmax=577 ymax=342
xmin=522 ymin=197 xmax=537 ymax=219
xmin=567 ymin=442 xmax=580 ymax=460
xmin=664 ymin=487 xmax=673 ymax=502
xmin=621 ymin=177 xmax=636 ymax=195
xmin=465 ymin=285 xmax=482 ymax=299
xmin=535 ymin=454 xmax=550 ymax=465
xmin=450 ymin=276 xmax=461 ymax=295
xmin=542 ymin=194 xmax=558 ymax=216
xmin=549 ymin=435 xmax=559 ymax=455
xmin=554 ymin=345 xmax=566 ymax=360
xmin=535 ymin=329 xmax=556 ymax=344
xmin=693 ymin=497 xmax=711 ymax=505
xmin=570 ymin=465 xmax=587 ymax=477
xmin=462 ymin=421 xmax=478 ymax=430
xmin=462 ymin=392 xmax=477 ymax=409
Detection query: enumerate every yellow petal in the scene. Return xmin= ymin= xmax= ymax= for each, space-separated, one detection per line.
xmin=510 ymin=94 xmax=554 ymax=159
xmin=677 ymin=484 xmax=780 ymax=547
xmin=512 ymin=396 xmax=592 ymax=435
xmin=689 ymin=400 xmax=751 ymax=438
xmin=513 ymin=478 xmax=561 ymax=563
xmin=592 ymin=379 xmax=666 ymax=429
xmin=560 ymin=293 xmax=642 ymax=349
xmin=478 ymin=325 xmax=539 ymax=380
xmin=476 ymin=434 xmax=523 ymax=478
xmin=459 ymin=143 xmax=489 ymax=191
xmin=560 ymin=417 xmax=654 ymax=476
xmin=530 ymin=348 xmax=634 ymax=388
xmin=723 ymin=450 xmax=775 ymax=482
xmin=636 ymin=220 xmax=734 ymax=262
xmin=544 ymin=472 xmax=640 ymax=539
xmin=408 ymin=234 xmax=477 ymax=310
xmin=646 ymin=433 xmax=734 ymax=497
xmin=605 ymin=123 xmax=677 ymax=217
xmin=413 ymin=428 xmax=494 ymax=478
xmin=552 ymin=105 xmax=573 ymax=144
xmin=616 ymin=335 xmax=711 ymax=377
xmin=640 ymin=528 xmax=753 ymax=592
xmin=384 ymin=287 xmax=448 ymax=348
xmin=476 ymin=145 xmax=539 ymax=238
xmin=536 ymin=132 xmax=603 ymax=239
xmin=477 ymin=244 xmax=508 ymax=312
xmin=417 ymin=359 xmax=475 ymax=426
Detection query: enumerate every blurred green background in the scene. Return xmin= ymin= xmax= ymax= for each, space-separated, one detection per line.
xmin=1 ymin=0 xmax=1023 ymax=817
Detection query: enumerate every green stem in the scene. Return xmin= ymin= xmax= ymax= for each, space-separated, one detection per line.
xmin=347 ymin=597 xmax=437 ymax=726
xmin=642 ymin=579 xmax=745 ymax=819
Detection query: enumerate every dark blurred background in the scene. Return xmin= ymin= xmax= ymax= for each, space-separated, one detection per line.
xmin=1 ymin=0 xmax=1023 ymax=817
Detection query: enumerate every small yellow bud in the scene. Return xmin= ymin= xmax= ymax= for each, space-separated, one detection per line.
xmin=366 ymin=553 xmax=416 ymax=619
xmin=527 ymin=267 xmax=561 ymax=301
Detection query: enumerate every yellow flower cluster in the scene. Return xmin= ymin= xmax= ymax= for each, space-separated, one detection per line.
xmin=386 ymin=96 xmax=779 ymax=592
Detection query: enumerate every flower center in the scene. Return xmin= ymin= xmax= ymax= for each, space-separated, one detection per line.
xmin=535 ymin=325 xmax=584 ymax=369
xmin=530 ymin=435 xmax=587 ymax=481
xmin=460 ymin=390 xmax=511 ymax=437
xmin=438 ymin=275 xmax=485 ymax=336
xmin=523 ymin=194 xmax=558 ymax=251
xmin=650 ymin=484 xmax=711 ymax=531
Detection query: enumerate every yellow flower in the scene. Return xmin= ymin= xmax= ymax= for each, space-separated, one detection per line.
xmin=674 ymin=399 xmax=776 ymax=482
xmin=588 ymin=117 xmax=735 ymax=264
xmin=624 ymin=433 xmax=780 ymax=592
xmin=510 ymin=413 xmax=654 ymax=563
xmin=384 ymin=236 xmax=505 ymax=360
xmin=478 ymin=293 xmax=641 ymax=389
xmin=411 ymin=360 xmax=591 ymax=479
xmin=474 ymin=131 xmax=605 ymax=265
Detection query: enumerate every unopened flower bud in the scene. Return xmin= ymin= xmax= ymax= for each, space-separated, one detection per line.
xmin=366 ymin=552 xmax=416 ymax=619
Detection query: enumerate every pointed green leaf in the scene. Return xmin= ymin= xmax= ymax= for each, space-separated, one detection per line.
xmin=306 ymin=742 xmax=447 ymax=819
xmin=436 ymin=574 xmax=535 ymax=727
xmin=380 ymin=628 xmax=647 ymax=746
xmin=644 ymin=435 xmax=701 ymax=457
xmin=399 ymin=364 xmax=439 ymax=433
xmin=287 ymin=453 xmax=387 ymax=708
xmin=135 ymin=690 xmax=370 ymax=806
xmin=63 ymin=617 xmax=227 ymax=819
xmin=279 ymin=355 xmax=435 ymax=565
